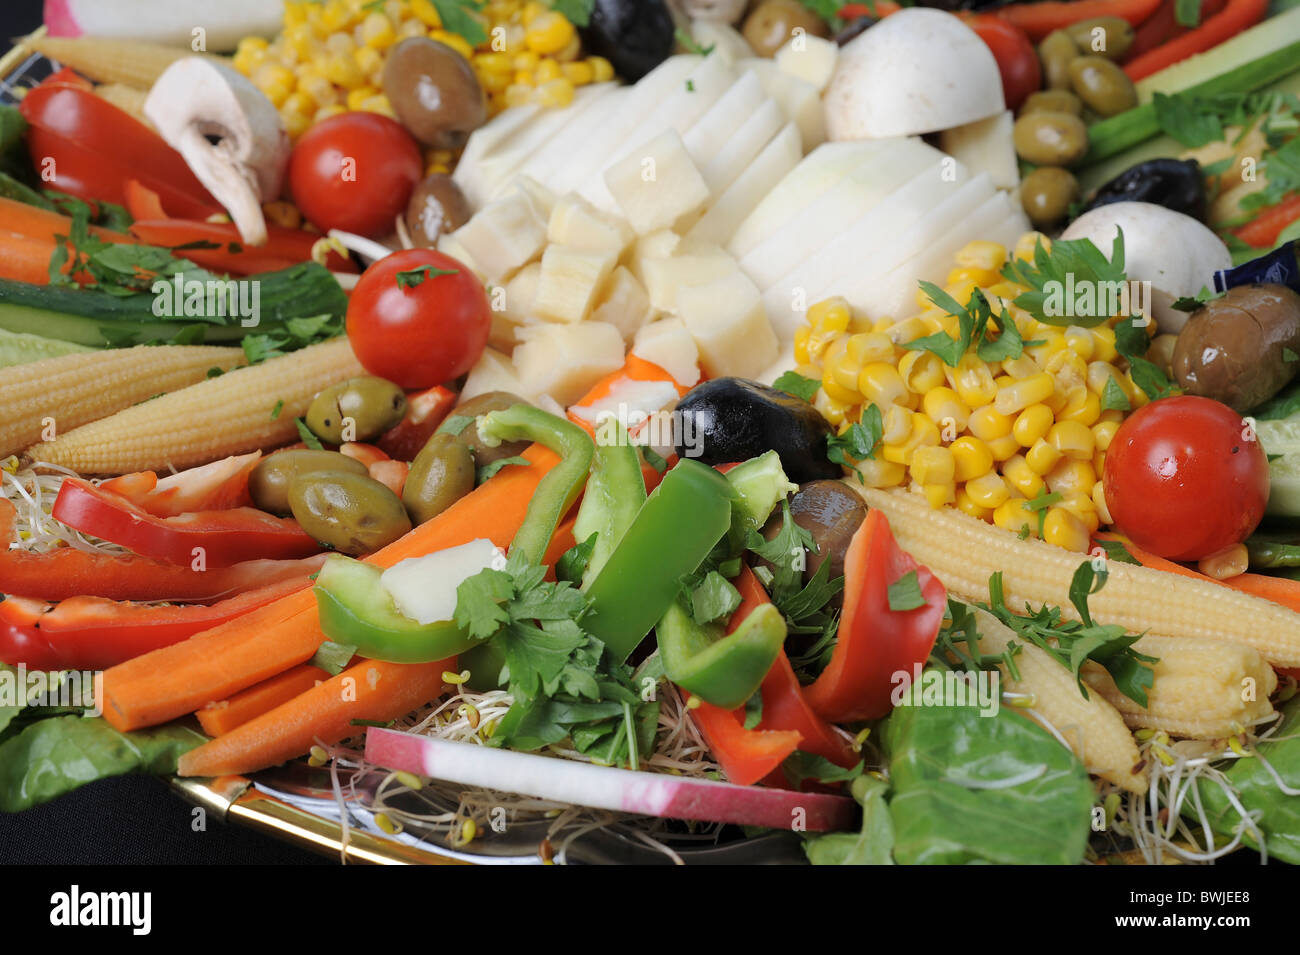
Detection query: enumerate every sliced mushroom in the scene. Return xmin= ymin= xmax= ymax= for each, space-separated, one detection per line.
xmin=144 ymin=57 xmax=290 ymax=247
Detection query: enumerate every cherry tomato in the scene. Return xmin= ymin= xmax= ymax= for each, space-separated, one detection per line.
xmin=967 ymin=15 xmax=1041 ymax=112
xmin=1103 ymin=396 xmax=1268 ymax=561
xmin=346 ymin=249 xmax=490 ymax=389
xmin=288 ymin=113 xmax=422 ymax=237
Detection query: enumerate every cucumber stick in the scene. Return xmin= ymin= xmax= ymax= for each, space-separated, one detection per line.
xmin=0 ymin=328 xmax=94 ymax=368
xmin=1084 ymin=27 xmax=1300 ymax=166
xmin=0 ymin=301 xmax=249 ymax=348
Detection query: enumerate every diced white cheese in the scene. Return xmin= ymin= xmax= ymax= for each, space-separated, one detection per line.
xmin=774 ymin=34 xmax=839 ymax=93
xmin=460 ymin=347 xmax=531 ymax=402
xmin=640 ymin=245 xmax=738 ymax=314
xmin=632 ymin=317 xmax=701 ymax=388
xmin=513 ymin=321 xmax=626 ymax=405
xmin=451 ymin=187 xmax=548 ymax=282
xmin=591 ymin=266 xmax=653 ymax=342
xmin=603 ymin=129 xmax=711 ymax=235
xmin=676 ymin=269 xmax=779 ymax=379
xmin=548 ymin=193 xmax=633 ymax=255
xmin=531 ymin=245 xmax=619 ymax=324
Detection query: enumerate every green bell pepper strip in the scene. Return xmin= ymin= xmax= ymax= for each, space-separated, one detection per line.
xmin=659 ymin=599 xmax=787 ymax=710
xmin=313 ymin=554 xmax=480 ymax=663
xmin=479 ymin=404 xmax=595 ymax=566
xmin=572 ymin=423 xmax=646 ymax=589
xmin=583 ymin=458 xmax=735 ymax=663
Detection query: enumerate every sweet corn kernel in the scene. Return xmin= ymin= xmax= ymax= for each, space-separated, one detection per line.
xmin=813 ymin=389 xmax=848 ymax=428
xmin=793 ymin=326 xmax=813 ymax=366
xmin=994 ymin=372 xmax=1055 ymax=416
xmin=899 ymin=350 xmax=946 ymax=394
xmin=1091 ymin=325 xmax=1118 ymax=363
xmin=881 ymin=404 xmax=912 ymax=445
xmin=1026 ymin=330 xmax=1067 ymax=367
xmin=949 ymin=354 xmax=998 ymax=408
xmin=921 ymin=386 xmax=972 ymax=436
xmin=314 ymin=104 xmax=348 ymax=123
xmin=355 ymin=44 xmax=385 ymax=77
xmin=360 ymin=93 xmax=396 ymax=117
xmin=859 ymin=362 xmax=910 ymax=409
xmin=1012 ymin=404 xmax=1053 ymax=447
xmin=513 ymin=69 xmax=536 ymax=86
xmin=913 ymin=446 xmax=956 ymax=487
xmin=281 ymin=105 xmax=312 ymax=138
xmin=324 ymin=54 xmax=367 ymax=90
xmin=923 ymin=482 xmax=957 ymax=508
xmin=554 ymin=34 xmax=582 ymax=62
xmin=282 ymin=91 xmax=315 ymax=118
xmin=326 ymin=31 xmax=356 ymax=56
xmin=967 ymin=472 xmax=1012 ymax=509
xmin=346 ymin=85 xmax=379 ymax=110
xmin=1001 ymin=354 xmax=1038 ymax=380
xmin=947 ymin=266 xmax=1000 ymax=289
xmin=320 ymin=0 xmax=355 ymax=32
xmin=479 ymin=69 xmax=511 ymax=92
xmin=1048 ymin=420 xmax=1095 ymax=460
xmin=522 ymin=1 xmax=547 ymax=25
xmin=1093 ymin=480 xmax=1113 ymax=524
xmin=513 ymin=50 xmax=541 ymax=71
xmin=398 ymin=18 xmax=427 ymax=41
xmin=809 ymin=297 xmax=851 ymax=332
xmin=821 ymin=374 xmax=859 ymax=406
xmin=504 ymin=83 xmax=533 ymax=107
xmin=859 ymin=457 xmax=907 ymax=488
xmin=1086 ymin=360 xmax=1124 ymax=397
xmin=986 ymin=433 xmax=1022 ymax=461
xmin=1014 ymin=231 xmax=1049 ymax=262
xmin=1059 ymin=492 xmax=1100 ymax=533
xmin=527 ymin=11 xmax=577 ymax=54
xmin=1093 ymin=449 xmax=1107 ymax=478
xmin=994 ymin=498 xmax=1036 ymax=537
xmin=1092 ymin=419 xmax=1120 ymax=452
xmin=535 ymin=58 xmax=563 ymax=83
xmin=846 ymin=332 xmax=895 ymax=367
xmin=1004 ymin=454 xmax=1045 ymax=500
xmin=1045 ymin=349 xmax=1088 ymax=395
xmin=1064 ymin=326 xmax=1095 ymax=361
xmin=361 ymin=12 xmax=397 ymax=49
xmin=589 ymin=56 xmax=615 ymax=82
xmin=1025 ymin=437 xmax=1064 ymax=476
xmin=955 ymin=486 xmax=993 ymax=521
xmin=887 ymin=316 xmax=931 ymax=346
xmin=1045 ymin=459 xmax=1097 ymax=496
xmin=968 ymin=405 xmax=1013 ymax=442
xmin=562 ymin=60 xmax=594 ymax=85
xmin=955 ymin=240 xmax=1007 ymax=272
xmin=1043 ymin=507 xmax=1091 ymax=552
xmin=881 ymin=412 xmax=940 ymax=466
xmin=950 ymin=435 xmax=993 ymax=482
xmin=431 ymin=30 xmax=475 ymax=60
xmin=263 ymin=200 xmax=302 ymax=230
xmin=919 ymin=308 xmax=960 ymax=338
xmin=411 ymin=0 xmax=442 ymax=27
xmin=254 ymin=64 xmax=297 ymax=107
xmin=1059 ymin=388 xmax=1102 ymax=427
xmin=826 ymin=350 xmax=863 ymax=396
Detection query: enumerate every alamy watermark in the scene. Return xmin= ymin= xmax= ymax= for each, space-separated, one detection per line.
xmin=0 ymin=664 xmax=101 ymax=717
xmin=890 ymin=663 xmax=1001 ymax=717
xmin=152 ymin=272 xmax=261 ymax=327
xmin=1041 ymin=275 xmax=1153 ymax=324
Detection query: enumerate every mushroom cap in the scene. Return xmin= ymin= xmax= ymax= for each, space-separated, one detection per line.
xmin=824 ymin=9 xmax=1004 ymax=141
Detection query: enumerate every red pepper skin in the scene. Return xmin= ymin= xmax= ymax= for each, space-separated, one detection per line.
xmin=52 ymin=479 xmax=321 ymax=567
xmin=805 ymin=510 xmax=946 ymax=723
xmin=0 ymin=577 xmax=312 ymax=670
xmin=687 ymin=697 xmax=803 ymax=786
xmin=98 ymin=453 xmax=260 ymax=518
xmin=998 ymin=0 xmax=1163 ymax=41
xmin=375 ymin=385 xmax=457 ymax=461
xmin=1235 ymin=193 xmax=1300 ymax=249
xmin=1122 ymin=0 xmax=1267 ymax=80
xmin=128 ymin=219 xmax=357 ymax=273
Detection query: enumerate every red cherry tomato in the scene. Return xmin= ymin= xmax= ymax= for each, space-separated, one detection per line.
xmin=967 ymin=15 xmax=1041 ymax=112
xmin=1103 ymin=396 xmax=1268 ymax=561
xmin=288 ymin=113 xmax=422 ymax=237
xmin=346 ymin=249 xmax=490 ymax=389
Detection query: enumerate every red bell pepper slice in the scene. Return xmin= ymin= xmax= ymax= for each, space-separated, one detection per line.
xmin=40 ymin=67 xmax=94 ymax=92
xmin=998 ymin=0 xmax=1163 ymax=41
xmin=1235 ymin=193 xmax=1300 ymax=249
xmin=1122 ymin=0 xmax=1266 ymax=80
xmin=98 ymin=452 xmax=260 ymax=517
xmin=1127 ymin=0 xmax=1228 ymax=60
xmin=0 ymin=576 xmax=313 ymax=671
xmin=0 ymin=499 xmax=324 ymax=603
xmin=128 ymin=219 xmax=357 ymax=273
xmin=52 ymin=478 xmax=320 ymax=568
xmin=375 ymin=385 xmax=458 ymax=462
xmin=687 ymin=697 xmax=803 ymax=787
xmin=123 ymin=179 xmax=169 ymax=221
xmin=804 ymin=509 xmax=946 ymax=723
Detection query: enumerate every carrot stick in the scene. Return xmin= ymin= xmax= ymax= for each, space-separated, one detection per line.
xmin=100 ymin=443 xmax=562 ymax=731
xmin=1096 ymin=531 xmax=1300 ymax=615
xmin=1122 ymin=0 xmax=1267 ymax=81
xmin=196 ymin=664 xmax=328 ymax=737
xmin=998 ymin=0 xmax=1162 ymax=41
xmin=178 ymin=657 xmax=451 ymax=777
xmin=0 ymin=195 xmax=132 ymax=244
xmin=0 ymin=232 xmax=58 ymax=284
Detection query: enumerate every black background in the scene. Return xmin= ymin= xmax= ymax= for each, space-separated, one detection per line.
xmin=0 ymin=0 xmax=326 ymax=867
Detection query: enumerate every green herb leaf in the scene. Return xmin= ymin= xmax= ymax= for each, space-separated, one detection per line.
xmin=772 ymin=370 xmax=821 ymax=402
xmin=1174 ymin=0 xmax=1201 ymax=28
xmin=428 ymin=0 xmax=488 ymax=45
xmin=742 ymin=688 xmax=764 ymax=730
xmin=1100 ymin=375 xmax=1131 ymax=412
xmin=887 ymin=569 xmax=927 ymax=612
xmin=1285 ymin=347 xmax=1299 ymax=364
xmin=674 ymin=26 xmax=715 ymax=56
xmin=805 ymin=774 xmax=895 ymax=865
xmin=557 ymin=533 xmax=598 ymax=586
xmin=1000 ymin=230 xmax=1129 ymax=327
xmin=827 ymin=403 xmax=883 ymax=481
xmin=684 ymin=570 xmax=742 ymax=625
xmin=439 ymin=413 xmax=475 ymax=436
xmin=270 ymin=398 xmax=284 ymax=419
xmin=549 ymin=0 xmax=595 ymax=27
xmin=308 ymin=640 xmax=357 ymax=676
xmin=1115 ymin=316 xmax=1178 ymax=400
xmin=477 ymin=455 xmax=531 ymax=483
xmin=296 ymin=418 xmax=324 ymax=451
xmin=1094 ymin=538 xmax=1140 ymax=565
xmin=396 ymin=264 xmax=459 ymax=289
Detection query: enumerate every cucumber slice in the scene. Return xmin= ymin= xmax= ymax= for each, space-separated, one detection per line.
xmin=1266 ymin=454 xmax=1300 ymax=517
xmin=0 ymin=328 xmax=94 ymax=368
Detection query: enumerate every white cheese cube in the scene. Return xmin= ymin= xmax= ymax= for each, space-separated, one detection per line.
xmin=676 ymin=270 xmax=779 ymax=379
xmin=514 ymin=322 xmax=626 ymax=405
xmin=548 ymin=193 xmax=634 ymax=255
xmin=451 ymin=188 xmax=548 ymax=283
xmin=591 ymin=266 xmax=653 ymax=342
xmin=632 ymin=317 xmax=701 ymax=387
xmin=531 ymin=245 xmax=619 ymax=324
xmin=603 ymin=129 xmax=711 ymax=235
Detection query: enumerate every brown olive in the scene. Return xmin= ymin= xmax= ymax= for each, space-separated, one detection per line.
xmin=404 ymin=173 xmax=472 ymax=246
xmin=289 ymin=470 xmax=412 ymax=555
xmin=1068 ymin=55 xmax=1137 ymax=117
xmin=1173 ymin=284 xmax=1300 ymax=413
xmin=760 ymin=480 xmax=866 ymax=588
xmin=1038 ymin=29 xmax=1080 ymax=91
xmin=1013 ymin=110 xmax=1089 ymax=167
xmin=306 ymin=376 xmax=407 ymax=445
xmin=1020 ymin=89 xmax=1083 ymax=117
xmin=442 ymin=391 xmax=533 ymax=470
xmin=403 ymin=433 xmax=476 ymax=525
xmin=382 ymin=37 xmax=487 ymax=149
xmin=1020 ymin=166 xmax=1081 ymax=228
xmin=249 ymin=449 xmax=368 ymax=515
xmin=742 ymin=0 xmax=829 ymax=58
xmin=1064 ymin=17 xmax=1134 ymax=62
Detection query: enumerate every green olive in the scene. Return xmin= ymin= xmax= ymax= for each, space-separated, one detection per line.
xmin=289 ymin=470 xmax=412 ymax=555
xmin=1020 ymin=89 xmax=1084 ymax=117
xmin=742 ymin=0 xmax=829 ymax=58
xmin=1068 ymin=56 xmax=1137 ymax=117
xmin=1013 ymin=110 xmax=1089 ymax=167
xmin=402 ymin=432 xmax=476 ymax=525
xmin=249 ymin=449 xmax=369 ymax=515
xmin=442 ymin=391 xmax=533 ymax=469
xmin=1020 ymin=166 xmax=1081 ymax=228
xmin=1064 ymin=17 xmax=1134 ymax=62
xmin=306 ymin=376 xmax=407 ymax=445
xmin=1038 ymin=29 xmax=1080 ymax=91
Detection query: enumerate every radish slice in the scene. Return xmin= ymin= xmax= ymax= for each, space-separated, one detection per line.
xmin=365 ymin=728 xmax=857 ymax=832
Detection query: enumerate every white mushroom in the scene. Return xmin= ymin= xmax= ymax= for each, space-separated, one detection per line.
xmin=144 ymin=58 xmax=290 ymax=247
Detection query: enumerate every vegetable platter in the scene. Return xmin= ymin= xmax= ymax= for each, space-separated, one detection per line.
xmin=4 ymin=0 xmax=1300 ymax=869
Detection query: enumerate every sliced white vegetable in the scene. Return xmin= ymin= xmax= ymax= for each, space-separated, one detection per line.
xmin=737 ymin=58 xmax=826 ymax=149
xmin=757 ymin=343 xmax=798 ymax=387
xmin=604 ymin=129 xmax=712 ymax=236
xmin=682 ymin=72 xmax=767 ymax=170
xmin=454 ymin=105 xmax=541 ymax=210
xmin=380 ymin=540 xmax=503 ymax=626
xmin=699 ymin=98 xmax=785 ymax=195
xmin=365 ymin=729 xmax=856 ymax=832
xmin=436 ymin=232 xmax=484 ymax=281
xmin=685 ymin=122 xmax=802 ymax=248
xmin=1059 ymin=201 xmax=1233 ymax=333
xmin=939 ymin=110 xmax=1020 ymax=192
xmin=774 ymin=33 xmax=839 ymax=93
xmin=511 ymin=86 xmax=630 ymax=198
xmin=513 ymin=321 xmax=626 ymax=405
xmin=824 ymin=9 xmax=1003 ymax=140
xmin=633 ymin=317 xmax=702 ymax=387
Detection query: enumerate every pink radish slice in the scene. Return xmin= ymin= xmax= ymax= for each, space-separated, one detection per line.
xmin=365 ymin=728 xmax=857 ymax=832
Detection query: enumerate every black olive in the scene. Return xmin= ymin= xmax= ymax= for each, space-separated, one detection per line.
xmin=579 ymin=0 xmax=675 ymax=83
xmin=673 ymin=378 xmax=839 ymax=482
xmin=1081 ymin=158 xmax=1207 ymax=222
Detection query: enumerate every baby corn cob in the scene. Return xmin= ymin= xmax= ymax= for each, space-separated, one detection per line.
xmin=1082 ymin=636 xmax=1277 ymax=739
xmin=971 ymin=607 xmax=1146 ymax=794
xmin=23 ymin=36 xmax=228 ymax=89
xmin=1 ymin=345 xmax=246 ymax=459
xmin=28 ymin=338 xmax=364 ymax=474
xmin=854 ymin=484 xmax=1300 ymax=668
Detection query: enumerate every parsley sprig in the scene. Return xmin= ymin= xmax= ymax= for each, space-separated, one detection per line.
xmin=999 ymin=230 xmax=1130 ymax=329
xmin=902 ymin=285 xmax=1023 ymax=366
